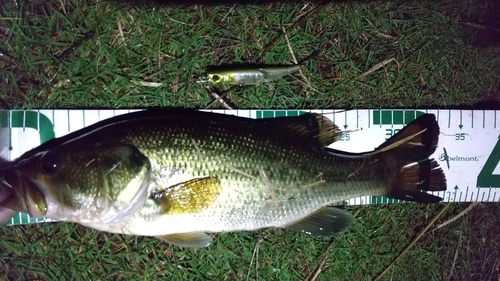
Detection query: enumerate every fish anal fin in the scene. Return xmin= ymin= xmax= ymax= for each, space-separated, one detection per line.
xmin=387 ymin=159 xmax=447 ymax=203
xmin=261 ymin=113 xmax=341 ymax=149
xmin=285 ymin=207 xmax=354 ymax=236
xmin=151 ymin=177 xmax=222 ymax=215
xmin=157 ymin=232 xmax=213 ymax=248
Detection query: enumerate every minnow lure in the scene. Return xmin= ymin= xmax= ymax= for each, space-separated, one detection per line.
xmin=200 ymin=64 xmax=302 ymax=87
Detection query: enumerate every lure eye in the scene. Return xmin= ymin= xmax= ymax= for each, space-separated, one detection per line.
xmin=211 ymin=74 xmax=221 ymax=83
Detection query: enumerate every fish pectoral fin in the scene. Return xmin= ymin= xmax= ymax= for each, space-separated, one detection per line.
xmin=157 ymin=232 xmax=213 ymax=248
xmin=285 ymin=207 xmax=355 ymax=236
xmin=151 ymin=177 xmax=222 ymax=215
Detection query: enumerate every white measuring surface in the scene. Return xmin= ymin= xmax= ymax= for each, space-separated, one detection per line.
xmin=1 ymin=109 xmax=499 ymax=226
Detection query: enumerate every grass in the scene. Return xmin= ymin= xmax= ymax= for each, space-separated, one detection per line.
xmin=1 ymin=0 xmax=500 ymax=280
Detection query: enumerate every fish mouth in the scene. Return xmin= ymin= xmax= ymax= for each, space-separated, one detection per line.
xmin=2 ymin=169 xmax=48 ymax=218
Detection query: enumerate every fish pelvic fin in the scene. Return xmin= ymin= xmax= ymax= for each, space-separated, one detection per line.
xmin=377 ymin=114 xmax=447 ymax=203
xmin=157 ymin=232 xmax=213 ymax=248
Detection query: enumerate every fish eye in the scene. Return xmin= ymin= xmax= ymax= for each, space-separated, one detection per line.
xmin=211 ymin=74 xmax=221 ymax=82
xmin=40 ymin=156 xmax=58 ymax=175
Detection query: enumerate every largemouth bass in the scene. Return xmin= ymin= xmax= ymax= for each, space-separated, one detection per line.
xmin=0 ymin=110 xmax=446 ymax=247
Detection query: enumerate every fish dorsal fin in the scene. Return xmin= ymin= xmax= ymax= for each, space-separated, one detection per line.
xmin=261 ymin=113 xmax=341 ymax=149
xmin=151 ymin=177 xmax=222 ymax=215
xmin=157 ymin=232 xmax=213 ymax=248
xmin=285 ymin=206 xmax=355 ymax=236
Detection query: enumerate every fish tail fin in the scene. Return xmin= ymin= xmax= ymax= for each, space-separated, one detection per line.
xmin=377 ymin=114 xmax=447 ymax=203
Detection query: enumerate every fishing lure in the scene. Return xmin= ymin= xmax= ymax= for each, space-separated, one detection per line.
xmin=200 ymin=64 xmax=302 ymax=87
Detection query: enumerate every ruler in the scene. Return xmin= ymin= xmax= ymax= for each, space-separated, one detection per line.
xmin=1 ymin=109 xmax=499 ymax=226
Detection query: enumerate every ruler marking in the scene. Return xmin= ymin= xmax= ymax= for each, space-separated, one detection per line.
xmin=460 ymin=110 xmax=462 ymax=129
xmin=471 ymin=110 xmax=474 ymax=128
xmin=8 ymin=111 xmax=11 ymax=152
xmin=37 ymin=109 xmax=40 ymax=132
xmin=51 ymin=110 xmax=55 ymax=130
xmin=356 ymin=109 xmax=359 ymax=128
xmin=344 ymin=111 xmax=347 ymax=129
xmin=368 ymin=109 xmax=370 ymax=128
xmin=465 ymin=186 xmax=469 ymax=201
xmin=4 ymin=109 xmax=500 ymax=210
xmin=483 ymin=110 xmax=485 ymax=129
xmin=379 ymin=110 xmax=382 ymax=128
xmin=67 ymin=110 xmax=70 ymax=132
xmin=448 ymin=110 xmax=451 ymax=128
xmin=391 ymin=110 xmax=394 ymax=128
xmin=22 ymin=110 xmax=26 ymax=132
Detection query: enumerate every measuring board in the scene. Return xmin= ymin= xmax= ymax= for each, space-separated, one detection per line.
xmin=1 ymin=109 xmax=499 ymax=226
